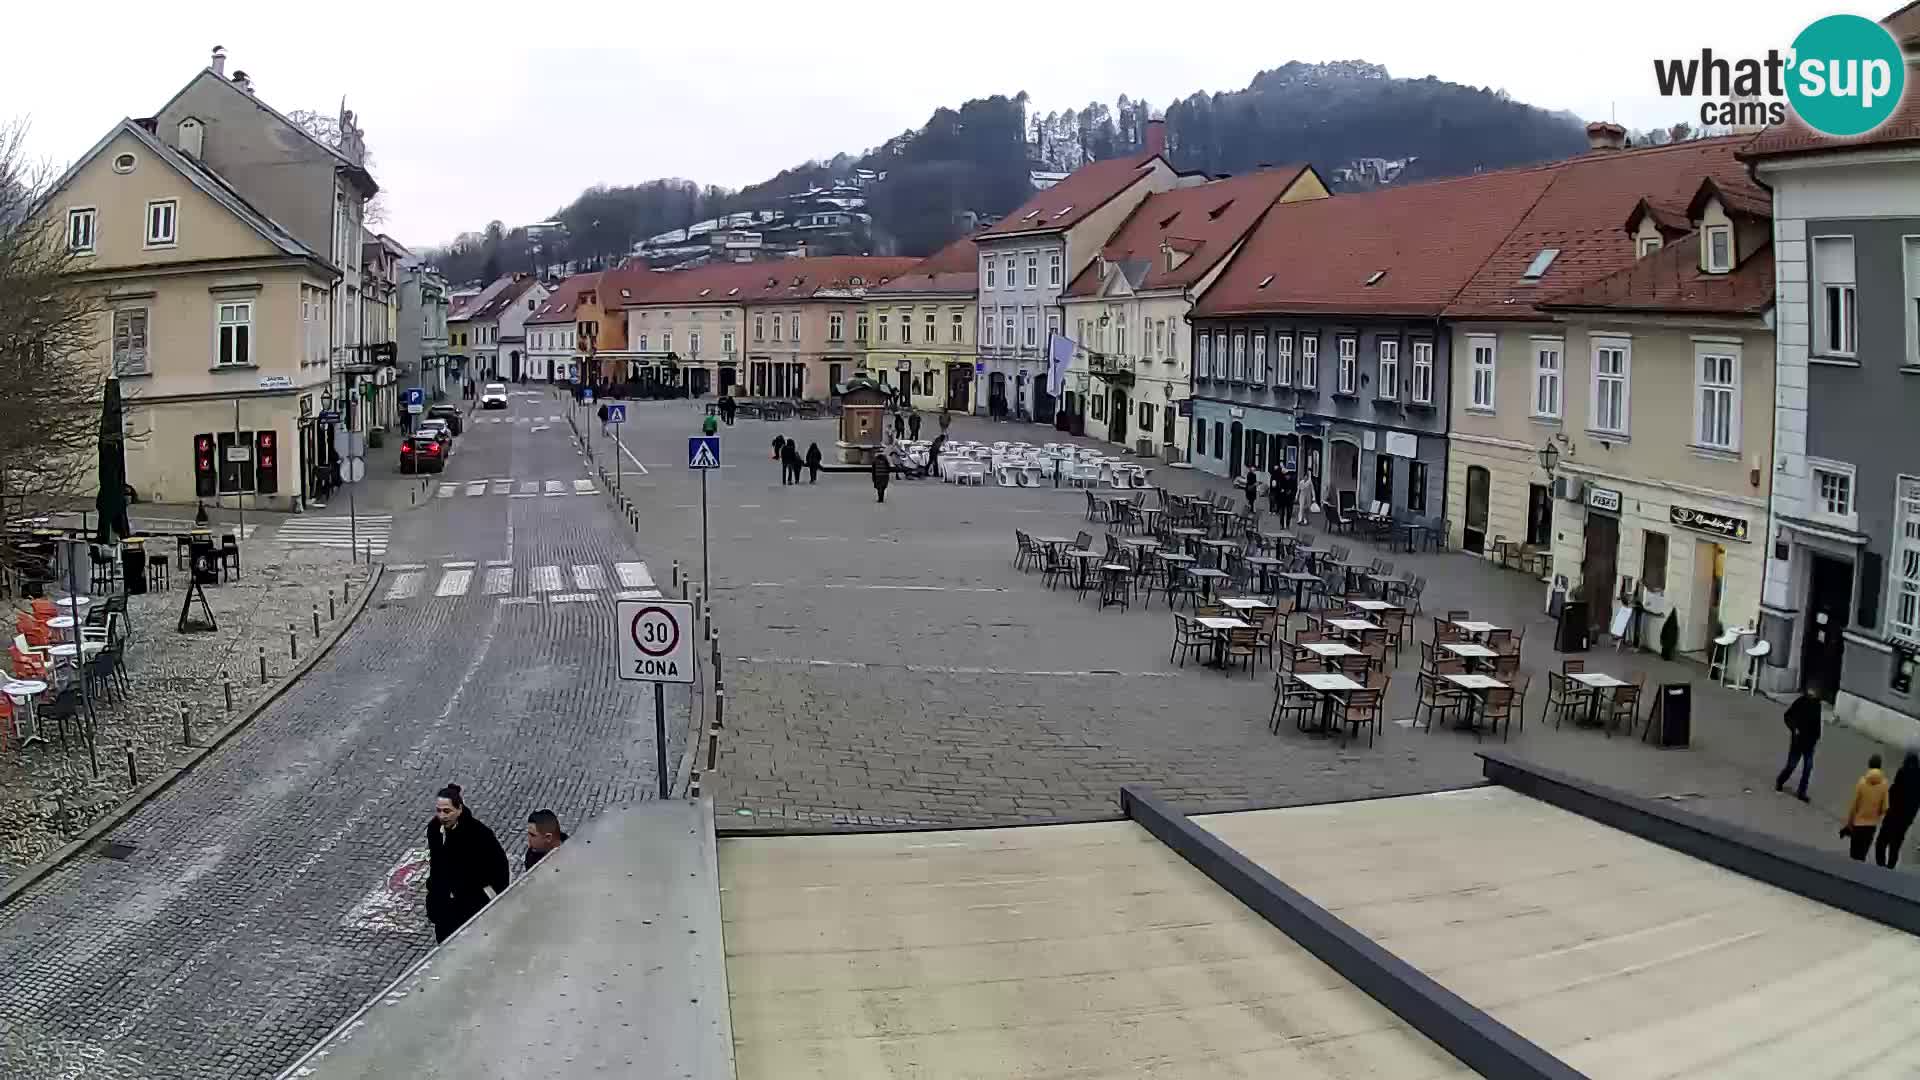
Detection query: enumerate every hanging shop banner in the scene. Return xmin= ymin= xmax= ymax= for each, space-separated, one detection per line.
xmin=1670 ymin=504 xmax=1750 ymax=542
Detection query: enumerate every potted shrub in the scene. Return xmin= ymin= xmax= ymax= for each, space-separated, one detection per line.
xmin=1660 ymin=611 xmax=1680 ymax=660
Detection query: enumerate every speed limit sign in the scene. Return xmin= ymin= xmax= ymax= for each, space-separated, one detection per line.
xmin=616 ymin=599 xmax=695 ymax=683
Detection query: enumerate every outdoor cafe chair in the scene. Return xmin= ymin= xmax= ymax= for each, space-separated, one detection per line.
xmin=1270 ymin=672 xmax=1318 ymax=734
xmin=1544 ymin=671 xmax=1594 ymax=728
xmin=1013 ymin=530 xmax=1037 ymax=571
xmin=1084 ymin=490 xmax=1107 ymax=522
xmin=1607 ymin=673 xmax=1647 ymax=736
xmin=1169 ymin=614 xmax=1210 ymax=667
xmin=219 ymin=534 xmax=241 ymax=580
xmin=1477 ymin=687 xmax=1517 ymax=743
xmin=1041 ymin=546 xmax=1072 ymax=591
xmin=1335 ymin=685 xmax=1385 ymax=747
xmin=1403 ymin=668 xmax=1465 ymax=733
xmin=1222 ymin=627 xmax=1261 ymax=677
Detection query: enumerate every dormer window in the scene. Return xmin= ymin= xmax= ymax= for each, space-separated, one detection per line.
xmin=1207 ymin=200 xmax=1233 ymax=221
xmin=1521 ymin=248 xmax=1561 ymax=280
xmin=1257 ymin=274 xmax=1275 ymax=289
xmin=1704 ymin=225 xmax=1733 ymax=273
xmin=1364 ymin=270 xmax=1387 ymax=287
xmin=1637 ymin=236 xmax=1663 ymax=258
xmin=698 ymin=288 xmax=711 ymax=297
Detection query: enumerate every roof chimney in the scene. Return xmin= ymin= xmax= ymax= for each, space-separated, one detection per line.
xmin=231 ymin=70 xmax=253 ymax=94
xmin=1585 ymin=121 xmax=1627 ymax=152
xmin=1144 ymin=118 xmax=1167 ymax=158
xmin=210 ymin=46 xmax=226 ymax=77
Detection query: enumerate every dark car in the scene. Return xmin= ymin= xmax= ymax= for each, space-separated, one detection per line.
xmin=400 ymin=434 xmax=448 ymax=474
xmin=426 ymin=404 xmax=463 ymax=435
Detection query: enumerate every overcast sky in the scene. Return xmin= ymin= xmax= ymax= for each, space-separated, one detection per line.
xmin=5 ymin=1 xmax=1818 ymax=250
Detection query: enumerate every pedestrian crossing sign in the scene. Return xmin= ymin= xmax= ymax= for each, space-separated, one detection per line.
xmin=688 ymin=436 xmax=721 ymax=469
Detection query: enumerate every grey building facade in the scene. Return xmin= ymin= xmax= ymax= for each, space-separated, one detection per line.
xmin=399 ymin=264 xmax=451 ymax=407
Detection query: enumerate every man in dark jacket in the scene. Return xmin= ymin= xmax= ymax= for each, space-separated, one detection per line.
xmin=871 ymin=454 xmax=891 ymax=503
xmin=1267 ymin=461 xmax=1285 ymax=515
xmin=908 ymin=411 xmax=922 ymax=440
xmin=524 ymin=809 xmax=569 ymax=871
xmin=1876 ymin=751 xmax=1920 ymax=869
xmin=782 ymin=440 xmax=804 ymax=484
xmin=425 ymin=783 xmax=509 ymax=943
xmin=1775 ymin=684 xmax=1824 ymax=802
xmin=804 ymin=442 xmax=823 ymax=484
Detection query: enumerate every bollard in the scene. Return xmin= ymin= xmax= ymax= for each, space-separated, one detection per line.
xmin=410 ymin=489 xmax=415 ymax=505
xmin=127 ymin=747 xmax=139 ymax=788
xmin=671 ymin=561 xmax=680 ymax=589
xmin=711 ymin=642 xmax=721 ymax=684
xmin=289 ymin=624 xmax=299 ymax=662
xmin=312 ymin=605 xmax=321 ymax=637
xmin=258 ymin=646 xmax=268 ymax=685
xmin=715 ymin=686 xmax=725 ymax=731
xmin=222 ymin=672 xmax=233 ymax=714
xmin=180 ymin=704 xmax=193 ymax=747
xmin=329 ymin=595 xmax=336 ymax=621
xmin=705 ymin=720 xmax=720 ymax=772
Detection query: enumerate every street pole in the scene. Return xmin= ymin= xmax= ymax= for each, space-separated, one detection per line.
xmin=615 ymin=418 xmax=623 ymax=492
xmin=654 ymin=682 xmax=668 ymax=800
xmin=234 ymin=398 xmax=244 ymax=554
xmin=699 ymin=468 xmax=710 ymax=604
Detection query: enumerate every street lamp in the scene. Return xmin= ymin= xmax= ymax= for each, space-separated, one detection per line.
xmin=1537 ymin=440 xmax=1560 ymax=474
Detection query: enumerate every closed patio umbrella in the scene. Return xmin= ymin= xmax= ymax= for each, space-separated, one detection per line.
xmin=94 ymin=377 xmax=130 ymax=545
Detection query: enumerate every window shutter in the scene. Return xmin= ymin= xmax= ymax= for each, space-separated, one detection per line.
xmin=1859 ymin=550 xmax=1884 ymax=630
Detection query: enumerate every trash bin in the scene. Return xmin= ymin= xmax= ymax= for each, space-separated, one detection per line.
xmin=1556 ymin=600 xmax=1590 ymax=653
xmin=121 ymin=544 xmax=148 ymax=595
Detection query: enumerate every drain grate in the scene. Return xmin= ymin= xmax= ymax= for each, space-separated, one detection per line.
xmin=94 ymin=840 xmax=139 ymax=861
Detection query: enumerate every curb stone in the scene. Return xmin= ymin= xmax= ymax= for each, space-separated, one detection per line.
xmin=0 ymin=562 xmax=386 ymax=909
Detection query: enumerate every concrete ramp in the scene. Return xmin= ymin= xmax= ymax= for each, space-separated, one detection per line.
xmin=282 ymin=798 xmax=735 ymax=1080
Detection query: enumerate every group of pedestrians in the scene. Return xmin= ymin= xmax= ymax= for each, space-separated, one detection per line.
xmin=770 ymin=435 xmax=822 ymax=484
xmin=1776 ymin=686 xmax=1920 ymax=867
xmin=423 ymin=783 xmax=570 ymax=943
xmin=891 ymin=407 xmax=922 ymax=442
xmin=716 ymin=395 xmax=737 ymax=425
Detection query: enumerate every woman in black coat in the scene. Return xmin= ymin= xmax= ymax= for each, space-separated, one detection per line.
xmin=871 ymin=454 xmax=891 ymax=503
xmin=424 ymin=783 xmax=509 ymax=944
xmin=1876 ymin=751 xmax=1920 ymax=869
xmin=804 ymin=442 xmax=823 ymax=484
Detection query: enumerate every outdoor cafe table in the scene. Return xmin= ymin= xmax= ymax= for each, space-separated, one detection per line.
xmin=1279 ymin=571 xmax=1320 ymax=611
xmin=53 ymin=596 xmax=91 ymax=612
xmin=1569 ymin=671 xmax=1631 ymax=727
xmin=1220 ymin=597 xmax=1271 ymax=615
xmin=1119 ymin=536 xmax=1160 ymax=550
xmin=1443 ymin=673 xmax=1508 ymax=734
xmin=1138 ymin=507 xmax=1164 ymax=532
xmin=1441 ymin=642 xmax=1499 ymax=671
xmin=1335 ymin=561 xmax=1375 ymax=595
xmin=3 ymin=678 xmax=47 ymax=746
xmin=1347 ymin=599 xmax=1399 ymax=614
xmin=1188 ymin=567 xmax=1229 ymax=602
xmin=1067 ymin=550 xmax=1104 ymax=592
xmin=1327 ymin=617 xmax=1382 ymax=636
xmin=1197 ymin=538 xmax=1238 ymax=567
xmin=1194 ymin=615 xmax=1249 ymax=668
xmin=45 ymin=615 xmax=77 ymax=642
xmin=1302 ymin=641 xmax=1361 ymax=667
xmin=1295 ymin=546 xmax=1330 ymax=571
xmin=1245 ymin=556 xmax=1285 ymax=596
xmin=1169 ymin=527 xmax=1206 ymax=552
xmin=1294 ymin=671 xmax=1366 ymax=735
xmin=1452 ymin=620 xmax=1504 ymax=638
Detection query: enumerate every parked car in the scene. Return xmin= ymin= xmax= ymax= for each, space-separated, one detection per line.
xmin=426 ymin=404 xmax=463 ymax=435
xmin=417 ymin=418 xmax=453 ymax=443
xmin=479 ymin=382 xmax=510 ymax=410
xmin=400 ymin=434 xmax=447 ymax=474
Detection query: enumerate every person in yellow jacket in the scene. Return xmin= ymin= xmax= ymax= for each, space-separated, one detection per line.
xmin=1842 ymin=754 xmax=1891 ymax=862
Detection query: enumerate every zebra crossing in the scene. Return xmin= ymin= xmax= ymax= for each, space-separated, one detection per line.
xmin=381 ymin=560 xmax=663 ymax=607
xmin=274 ymin=514 xmax=392 ymax=556
xmin=434 ymin=477 xmax=599 ymax=500
xmin=475 ymin=414 xmax=565 ymax=424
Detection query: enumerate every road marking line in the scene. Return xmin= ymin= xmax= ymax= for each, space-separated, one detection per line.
xmin=491 ymin=479 xmax=512 ymax=494
xmin=485 ymin=558 xmax=512 ymax=566
xmin=549 ymin=592 xmax=596 ymax=604
xmin=571 ymin=564 xmax=606 ymax=590
xmin=519 ymin=481 xmax=539 ymax=494
xmin=509 ymin=493 xmax=538 ymax=499
xmin=738 ymin=504 xmax=761 ymax=509
xmin=544 ymin=480 xmax=565 ymax=496
xmin=531 ymin=425 xmax=549 ymax=432
xmin=737 ymin=656 xmax=1174 ymax=679
xmin=387 ymin=563 xmax=427 ymax=572
xmin=465 ymin=481 xmax=487 ymax=496
xmin=530 ymin=565 xmax=563 ymax=592
xmin=435 ymin=569 xmax=472 ymax=597
xmin=384 ymin=571 xmax=423 ymax=600
xmin=441 ymin=560 xmax=477 ymax=569
xmin=436 ymin=485 xmax=456 ymax=499
xmin=497 ymin=596 xmax=539 ymax=606
xmin=614 ymin=562 xmax=654 ymax=589
xmin=573 ymin=478 xmax=598 ymax=495
xmin=615 ymin=589 xmax=664 ymax=600
xmin=483 ymin=567 xmax=513 ymax=595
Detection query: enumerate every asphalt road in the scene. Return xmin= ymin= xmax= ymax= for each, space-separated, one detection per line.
xmin=0 ymin=387 xmax=688 ymax=1080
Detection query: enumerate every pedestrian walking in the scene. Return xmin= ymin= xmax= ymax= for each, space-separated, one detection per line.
xmin=524 ymin=809 xmax=569 ymax=871
xmin=1842 ymin=754 xmax=1891 ymax=862
xmin=805 ymin=442 xmax=823 ymax=484
xmin=1279 ymin=467 xmax=1298 ymax=525
xmin=871 ymin=454 xmax=891 ymax=503
xmin=938 ymin=410 xmax=952 ymax=433
xmin=908 ymin=411 xmax=922 ymax=440
xmin=782 ymin=441 xmax=803 ymax=484
xmin=927 ymin=433 xmax=945 ymax=480
xmin=1775 ymin=684 xmax=1824 ymax=801
xmin=1267 ymin=460 xmax=1284 ymax=515
xmin=597 ymin=403 xmax=609 ymax=435
xmin=424 ymin=783 xmax=509 ymax=943
xmin=1876 ymin=751 xmax=1920 ymax=869
xmin=892 ymin=409 xmax=906 ymax=440
xmin=1243 ymin=467 xmax=1260 ymax=511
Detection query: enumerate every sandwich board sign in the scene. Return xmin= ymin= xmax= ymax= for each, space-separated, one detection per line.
xmin=617 ymin=599 xmax=693 ymax=683
xmin=688 ymin=436 xmax=721 ymax=469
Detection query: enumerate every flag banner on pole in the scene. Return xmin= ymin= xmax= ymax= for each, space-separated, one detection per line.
xmin=1046 ymin=331 xmax=1076 ymax=396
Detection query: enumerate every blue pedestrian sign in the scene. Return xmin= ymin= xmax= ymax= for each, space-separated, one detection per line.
xmin=605 ymin=404 xmax=627 ymax=424
xmin=582 ymin=388 xmax=595 ymax=404
xmin=403 ymin=387 xmax=424 ymax=407
xmin=688 ymin=436 xmax=721 ymax=469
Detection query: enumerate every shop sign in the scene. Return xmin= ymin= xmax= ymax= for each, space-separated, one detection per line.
xmin=1669 ymin=504 xmax=1750 ymax=542
xmin=1383 ymin=431 xmax=1418 ymax=459
xmin=1588 ymin=486 xmax=1622 ymax=513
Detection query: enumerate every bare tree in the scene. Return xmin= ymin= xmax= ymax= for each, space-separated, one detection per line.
xmin=0 ymin=119 xmax=103 ymax=551
xmin=287 ymin=108 xmax=387 ymax=226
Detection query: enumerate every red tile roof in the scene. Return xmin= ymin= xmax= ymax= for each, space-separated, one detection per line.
xmin=1062 ymin=166 xmax=1318 ymax=299
xmin=612 ymin=256 xmax=919 ymax=308
xmin=1442 ymin=135 xmax=1764 ymax=319
xmin=872 ymin=235 xmax=979 ymax=295
xmin=978 ymin=151 xmax=1165 ymax=239
xmin=526 ymin=273 xmax=600 ymax=325
xmin=1192 ymin=168 xmax=1560 ymax=319
xmin=1743 ymin=58 xmax=1920 ymax=159
xmin=468 ymin=275 xmax=542 ymax=322
xmin=1539 ymin=232 xmax=1774 ymax=316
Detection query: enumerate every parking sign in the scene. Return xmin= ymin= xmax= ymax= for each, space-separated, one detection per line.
xmin=605 ymin=403 xmax=626 ymax=424
xmin=617 ymin=599 xmax=694 ymax=683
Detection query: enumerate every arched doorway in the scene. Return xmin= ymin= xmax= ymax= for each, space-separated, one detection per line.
xmin=946 ymin=363 xmax=973 ymax=412
xmin=988 ymin=372 xmax=1008 ymax=417
xmin=509 ymin=350 xmax=521 ymax=381
xmin=1109 ymin=388 xmax=1129 ymax=444
xmin=1228 ymin=422 xmax=1244 ymax=477
xmin=1464 ymin=465 xmax=1491 ymax=554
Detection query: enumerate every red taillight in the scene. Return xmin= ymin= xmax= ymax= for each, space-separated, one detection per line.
xmin=401 ymin=444 xmax=414 ymax=454
xmin=427 ymin=442 xmax=440 ymax=453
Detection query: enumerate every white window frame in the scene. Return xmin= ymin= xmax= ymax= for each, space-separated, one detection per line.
xmin=689 ymin=330 xmax=702 ymax=356
xmin=1003 ymin=313 xmax=1015 ymax=347
xmin=1693 ymin=343 xmax=1741 ymax=452
xmin=1905 ymin=236 xmax=1920 ymax=367
xmin=951 ymin=310 xmax=964 ymax=343
xmin=635 ymin=333 xmax=647 ymax=352
xmin=828 ymin=312 xmax=843 ymax=341
xmin=1231 ymin=332 xmax=1246 ymax=381
xmin=899 ymin=310 xmax=913 ymax=344
xmin=1048 ymin=251 xmax=1062 ymax=286
xmin=1251 ymin=334 xmax=1267 ymax=383
xmin=1468 ymin=334 xmax=1497 ymax=410
xmin=1808 ymin=458 xmax=1858 ymax=531
xmin=925 ymin=310 xmax=936 ymax=343
xmin=789 ymin=314 xmax=799 ymax=342
xmin=67 ymin=207 xmax=96 ymax=254
xmin=1299 ymin=335 xmax=1318 ymax=389
xmin=216 ymin=300 xmax=253 ymax=367
xmin=1116 ymin=319 xmax=1128 ymax=357
xmin=144 ymin=199 xmax=178 ymax=248
xmin=1196 ymin=332 xmax=1212 ymax=379
xmin=662 ymin=330 xmax=672 ymax=354
xmin=1026 ymin=252 xmax=1039 ymax=288
xmin=1274 ymin=333 xmax=1293 ymax=386
xmin=1590 ymin=336 xmax=1632 ymax=436
xmin=983 ymin=258 xmax=995 ymax=290
xmin=754 ymin=314 xmax=765 ymax=341
xmin=1410 ymin=339 xmax=1433 ymax=404
xmin=1813 ymin=235 xmax=1857 ymax=358
xmin=1704 ymin=225 xmax=1733 ymax=273
xmin=1377 ymin=338 xmax=1399 ymax=400
xmin=1531 ymin=338 xmax=1562 ymax=419
xmin=1893 ymin=476 xmax=1920 ymax=645
xmin=112 ymin=307 xmax=149 ymax=375
xmin=876 ymin=313 xmax=889 ymax=343
xmin=856 ymin=313 xmax=869 ymax=343
xmin=1637 ymin=235 xmax=1663 ymax=258
xmin=1336 ymin=335 xmax=1357 ymax=395
xmin=1214 ymin=332 xmax=1228 ymax=381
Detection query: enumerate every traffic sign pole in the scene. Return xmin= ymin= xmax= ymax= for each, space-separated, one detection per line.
xmin=700 ymin=468 xmax=710 ymax=604
xmin=654 ymin=682 xmax=668 ymax=799
xmin=615 ymin=419 xmax=622 ymax=492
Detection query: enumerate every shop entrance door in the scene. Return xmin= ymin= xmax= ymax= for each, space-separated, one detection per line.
xmin=1581 ymin=512 xmax=1621 ymax=635
xmin=1801 ymin=554 xmax=1853 ymax=701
